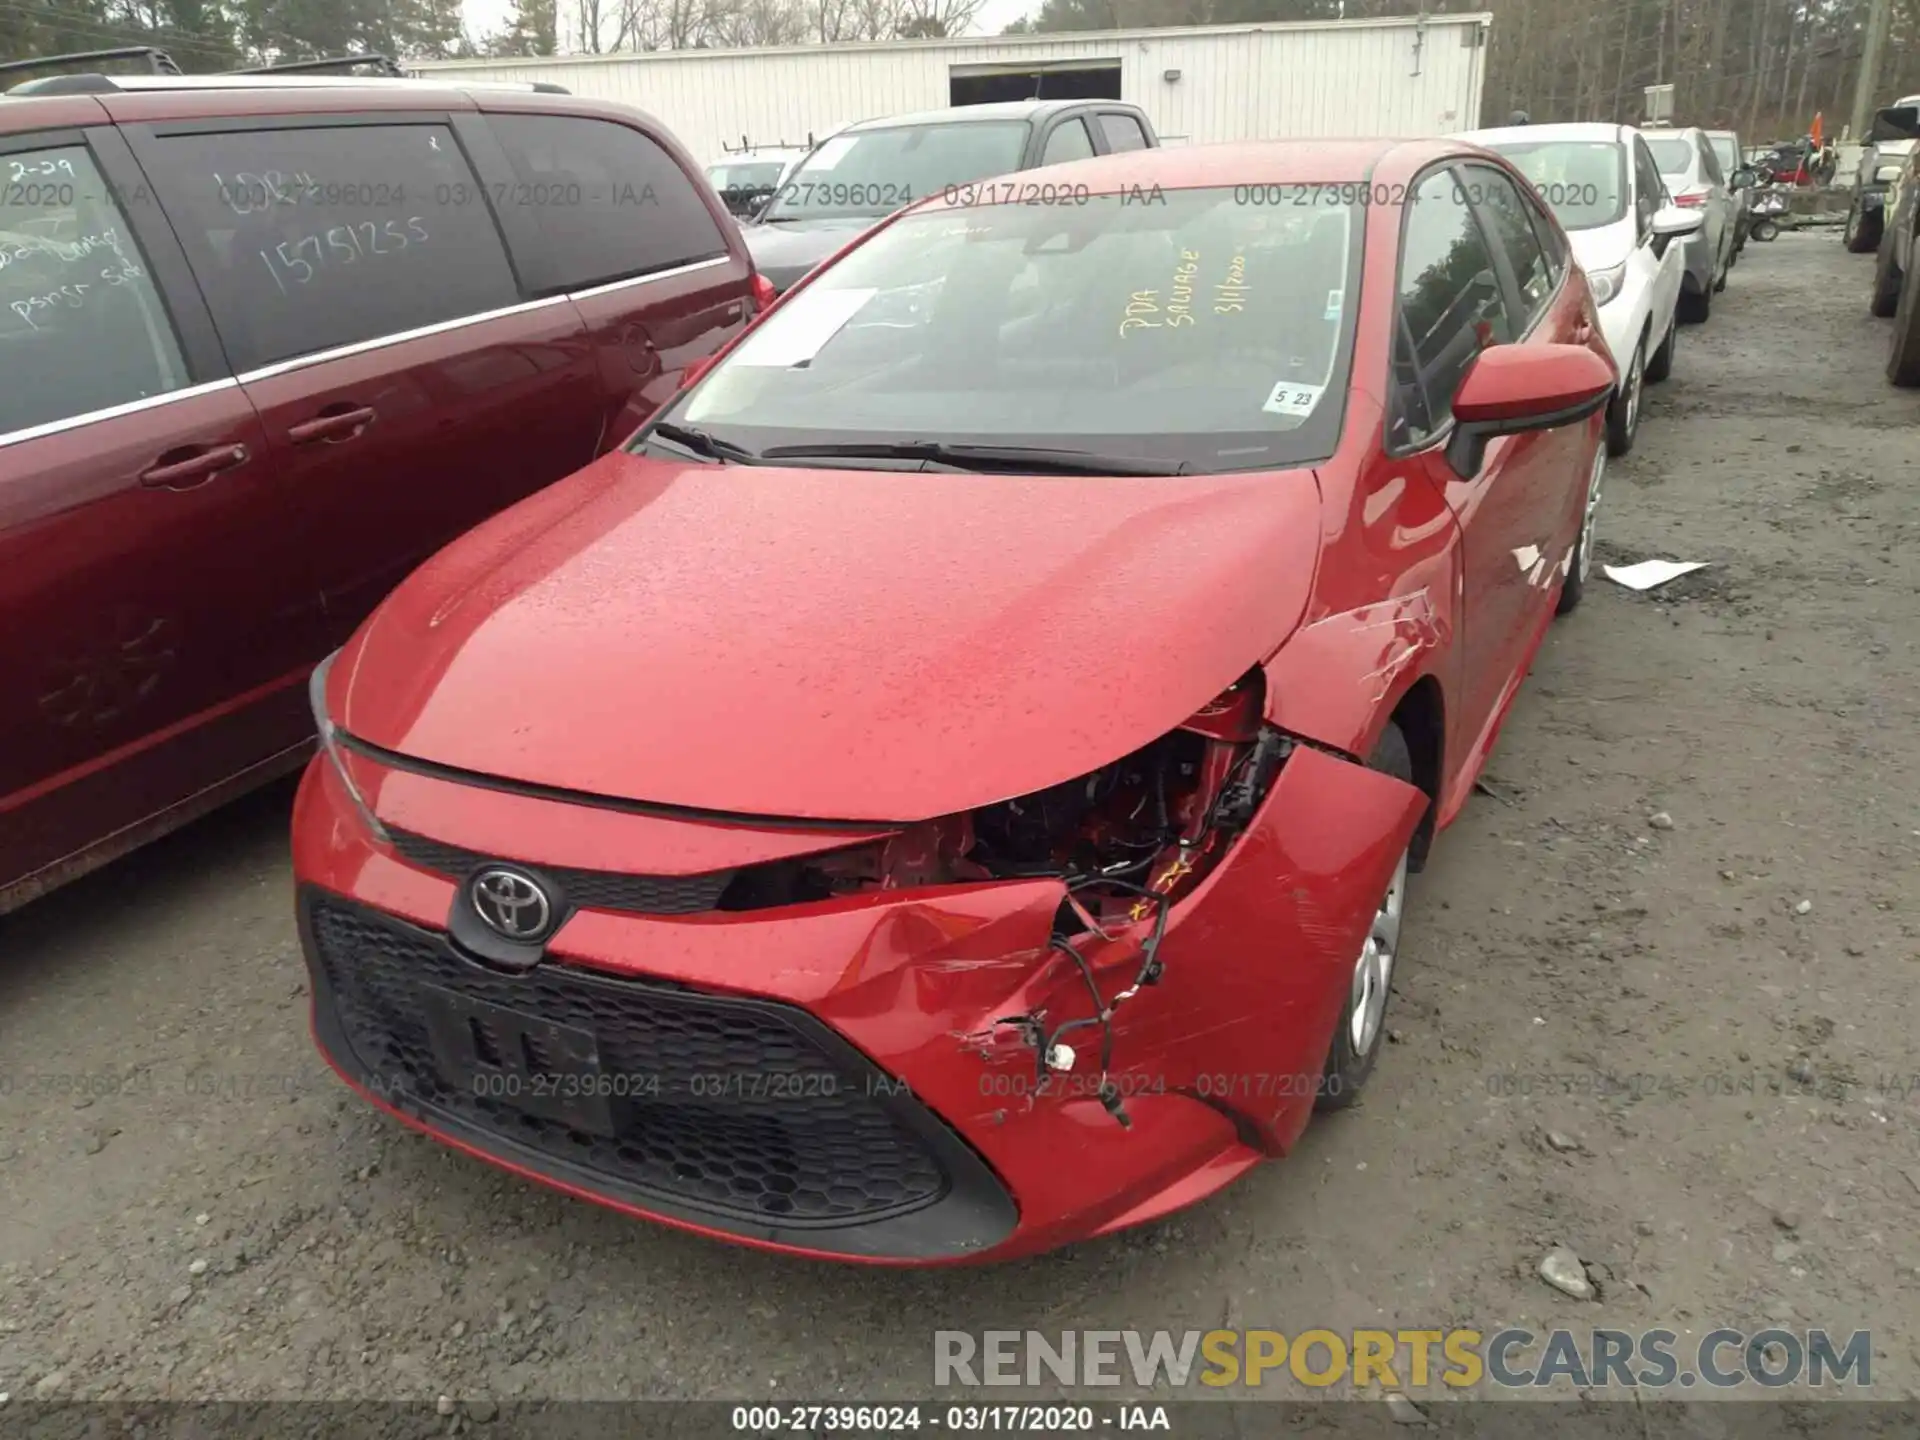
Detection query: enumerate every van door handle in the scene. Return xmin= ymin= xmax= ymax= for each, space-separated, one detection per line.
xmin=139 ymin=442 xmax=249 ymax=489
xmin=288 ymin=405 xmax=377 ymax=445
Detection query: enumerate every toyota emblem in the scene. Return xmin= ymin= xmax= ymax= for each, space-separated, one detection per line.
xmin=468 ymin=867 xmax=556 ymax=943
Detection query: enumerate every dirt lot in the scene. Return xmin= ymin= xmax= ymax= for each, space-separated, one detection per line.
xmin=3 ymin=231 xmax=1918 ymax=1411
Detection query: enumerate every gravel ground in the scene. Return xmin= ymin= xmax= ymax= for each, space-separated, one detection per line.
xmin=3 ymin=231 xmax=1918 ymax=1412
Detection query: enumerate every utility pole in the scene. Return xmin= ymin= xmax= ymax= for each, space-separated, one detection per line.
xmin=1849 ymin=0 xmax=1892 ymax=140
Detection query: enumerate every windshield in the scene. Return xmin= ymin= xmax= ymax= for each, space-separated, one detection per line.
xmin=708 ymin=160 xmax=788 ymax=193
xmin=1646 ymin=136 xmax=1695 ymax=175
xmin=647 ymin=187 xmax=1361 ymax=473
xmin=760 ymin=122 xmax=1031 ymax=222
xmin=1486 ymin=141 xmax=1629 ymax=230
xmin=1709 ymin=135 xmax=1739 ymax=171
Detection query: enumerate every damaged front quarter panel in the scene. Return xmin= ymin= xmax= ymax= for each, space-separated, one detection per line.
xmin=1260 ymin=590 xmax=1454 ymax=761
xmin=809 ymin=739 xmax=1427 ymax=1246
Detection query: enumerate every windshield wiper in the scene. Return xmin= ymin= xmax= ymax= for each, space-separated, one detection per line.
xmin=644 ymin=421 xmax=761 ymax=464
xmin=755 ymin=441 xmax=1190 ymax=476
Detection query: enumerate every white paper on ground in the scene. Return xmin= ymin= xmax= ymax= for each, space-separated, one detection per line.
xmin=1602 ymin=559 xmax=1709 ymax=591
xmin=727 ymin=287 xmax=877 ymax=368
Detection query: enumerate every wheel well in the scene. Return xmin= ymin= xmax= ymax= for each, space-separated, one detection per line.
xmin=1389 ymin=677 xmax=1444 ymax=873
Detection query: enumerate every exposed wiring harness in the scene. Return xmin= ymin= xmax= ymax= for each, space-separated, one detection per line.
xmin=1034 ymin=877 xmax=1172 ymax=1129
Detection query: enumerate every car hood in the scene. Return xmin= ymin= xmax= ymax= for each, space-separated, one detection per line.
xmin=741 ymin=216 xmax=878 ymax=292
xmin=334 ymin=453 xmax=1326 ymax=823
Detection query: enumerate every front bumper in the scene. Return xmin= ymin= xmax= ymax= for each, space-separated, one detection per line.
xmin=292 ymin=738 xmax=1424 ymax=1264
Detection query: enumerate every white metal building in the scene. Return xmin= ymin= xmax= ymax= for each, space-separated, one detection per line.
xmin=410 ymin=15 xmax=1491 ymax=166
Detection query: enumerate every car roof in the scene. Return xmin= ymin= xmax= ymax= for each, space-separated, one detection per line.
xmin=4 ymin=73 xmax=560 ymax=98
xmin=841 ymin=99 xmax=1132 ymax=132
xmin=0 ymin=84 xmax=671 ymax=134
xmin=1465 ymin=121 xmax=1633 ymax=146
xmin=909 ymin=136 xmax=1425 ymax=195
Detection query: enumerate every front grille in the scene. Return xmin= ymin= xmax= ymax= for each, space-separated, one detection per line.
xmin=306 ymin=895 xmax=950 ymax=1227
xmin=388 ymin=828 xmax=733 ymax=915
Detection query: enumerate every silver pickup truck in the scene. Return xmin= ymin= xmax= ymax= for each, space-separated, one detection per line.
xmin=1867 ymin=103 xmax=1920 ymax=386
xmin=1846 ymin=92 xmax=1920 ymax=253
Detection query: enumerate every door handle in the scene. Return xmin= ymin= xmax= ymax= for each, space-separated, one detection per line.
xmin=139 ymin=442 xmax=249 ymax=489
xmin=288 ymin=405 xmax=377 ymax=445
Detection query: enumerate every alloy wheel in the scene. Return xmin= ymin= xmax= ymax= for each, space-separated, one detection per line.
xmin=1624 ymin=343 xmax=1644 ymax=437
xmin=1347 ymin=846 xmax=1409 ymax=1058
xmin=1579 ymin=445 xmax=1606 ymax=583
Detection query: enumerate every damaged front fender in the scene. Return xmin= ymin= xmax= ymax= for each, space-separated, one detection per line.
xmin=1261 ymin=590 xmax=1454 ymax=761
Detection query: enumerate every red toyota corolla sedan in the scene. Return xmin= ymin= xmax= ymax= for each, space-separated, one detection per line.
xmin=294 ymin=139 xmax=1617 ymax=1264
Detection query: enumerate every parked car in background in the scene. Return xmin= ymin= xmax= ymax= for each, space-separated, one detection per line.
xmin=704 ymin=143 xmax=814 ymax=220
xmin=1868 ymin=104 xmax=1920 ymax=385
xmin=0 ymin=60 xmax=761 ymax=915
xmin=295 ymin=136 xmax=1618 ymax=1263
xmin=1705 ymin=128 xmax=1750 ymax=255
xmin=1847 ymin=94 xmax=1920 ymax=253
xmin=740 ymin=99 xmax=1160 ymax=294
xmin=1469 ymin=121 xmax=1700 ymax=455
xmin=1643 ymin=126 xmax=1744 ymax=321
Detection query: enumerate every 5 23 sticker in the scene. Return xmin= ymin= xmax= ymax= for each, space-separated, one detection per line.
xmin=1263 ymin=380 xmax=1324 ymax=418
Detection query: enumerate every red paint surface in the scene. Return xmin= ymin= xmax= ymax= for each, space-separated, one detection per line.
xmin=293 ymin=136 xmax=1612 ymax=1260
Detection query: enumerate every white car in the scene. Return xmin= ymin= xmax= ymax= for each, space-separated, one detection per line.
xmin=1467 ymin=121 xmax=1702 ymax=455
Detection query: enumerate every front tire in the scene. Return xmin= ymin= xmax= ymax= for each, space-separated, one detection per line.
xmin=1845 ymin=202 xmax=1883 ymax=254
xmin=1678 ymin=282 xmax=1712 ymax=322
xmin=1890 ymin=251 xmax=1920 ymax=387
xmin=1871 ymin=232 xmax=1902 ymax=317
xmin=1645 ymin=313 xmax=1676 ymax=383
xmin=1315 ymin=723 xmax=1413 ymax=1114
xmin=1605 ymin=337 xmax=1644 ymax=456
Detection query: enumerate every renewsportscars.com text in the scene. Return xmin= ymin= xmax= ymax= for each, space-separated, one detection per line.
xmin=933 ymin=1328 xmax=1872 ymax=1390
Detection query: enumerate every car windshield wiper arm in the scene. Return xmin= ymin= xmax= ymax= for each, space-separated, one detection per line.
xmin=645 ymin=421 xmax=761 ymax=464
xmin=755 ymin=441 xmax=1190 ymax=476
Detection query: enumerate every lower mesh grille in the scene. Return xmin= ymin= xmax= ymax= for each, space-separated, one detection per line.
xmin=306 ymin=895 xmax=950 ymax=1226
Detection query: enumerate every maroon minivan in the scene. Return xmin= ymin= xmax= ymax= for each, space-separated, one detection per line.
xmin=0 ymin=65 xmax=764 ymax=913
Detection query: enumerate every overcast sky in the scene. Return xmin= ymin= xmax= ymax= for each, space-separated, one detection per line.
xmin=459 ymin=0 xmax=1041 ymax=47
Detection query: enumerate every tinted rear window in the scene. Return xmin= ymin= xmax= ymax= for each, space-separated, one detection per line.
xmin=489 ymin=114 xmax=728 ymax=292
xmin=143 ymin=122 xmax=521 ymax=372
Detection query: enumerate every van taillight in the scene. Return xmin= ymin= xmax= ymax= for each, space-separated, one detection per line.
xmin=751 ymin=273 xmax=776 ymax=311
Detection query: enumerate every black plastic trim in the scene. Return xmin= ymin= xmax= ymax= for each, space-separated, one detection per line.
xmin=298 ymin=887 xmax=1020 ymax=1260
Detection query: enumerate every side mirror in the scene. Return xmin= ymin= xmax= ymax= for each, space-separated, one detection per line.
xmin=1731 ymin=166 xmax=1757 ymax=189
xmin=1445 ymin=343 xmax=1614 ymax=479
xmin=1869 ymin=106 xmax=1920 ymax=144
xmin=1651 ymin=205 xmax=1706 ymax=237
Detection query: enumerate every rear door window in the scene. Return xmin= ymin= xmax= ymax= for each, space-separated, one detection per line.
xmin=1 ymin=142 xmax=190 ymax=435
xmin=1040 ymin=118 xmax=1095 ymax=167
xmin=1097 ymin=113 xmax=1150 ymax=153
xmin=486 ymin=114 xmax=728 ymax=293
xmin=139 ymin=122 xmax=520 ymax=373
